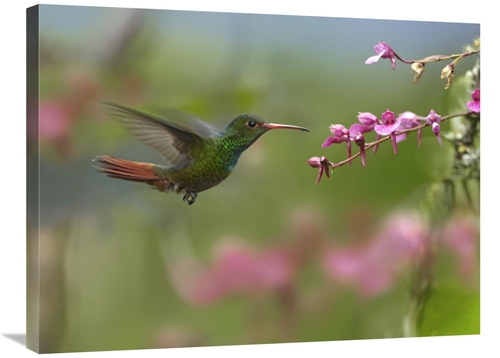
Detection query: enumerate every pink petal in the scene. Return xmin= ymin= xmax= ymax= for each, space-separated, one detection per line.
xmin=365 ymin=53 xmax=383 ymax=65
xmin=322 ymin=136 xmax=340 ymax=148
xmin=466 ymin=101 xmax=480 ymax=112
xmin=374 ymin=120 xmax=401 ymax=135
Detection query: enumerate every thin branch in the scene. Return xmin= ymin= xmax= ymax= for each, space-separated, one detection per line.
xmin=394 ymin=49 xmax=480 ymax=65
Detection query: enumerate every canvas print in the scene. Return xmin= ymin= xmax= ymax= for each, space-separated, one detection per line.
xmin=26 ymin=5 xmax=480 ymax=353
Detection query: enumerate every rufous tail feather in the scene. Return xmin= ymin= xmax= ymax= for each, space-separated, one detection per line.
xmin=93 ymin=155 xmax=171 ymax=192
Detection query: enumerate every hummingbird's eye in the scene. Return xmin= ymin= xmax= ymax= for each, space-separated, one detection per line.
xmin=247 ymin=120 xmax=257 ymax=128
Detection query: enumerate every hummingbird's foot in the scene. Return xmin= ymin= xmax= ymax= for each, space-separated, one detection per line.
xmin=183 ymin=192 xmax=198 ymax=205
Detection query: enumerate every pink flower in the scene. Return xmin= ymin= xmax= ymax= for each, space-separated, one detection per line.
xmin=358 ymin=112 xmax=382 ymax=153
xmin=323 ymin=211 xmax=428 ymax=298
xmin=307 ymin=156 xmax=331 ymax=184
xmin=466 ymin=89 xmax=480 ymax=112
xmin=322 ymin=118 xmax=375 ymax=165
xmin=322 ymin=125 xmax=351 ymax=160
xmin=353 ymin=132 xmax=367 ymax=167
xmin=323 ymin=246 xmax=394 ymax=297
xmin=169 ymin=242 xmax=295 ymax=306
xmin=374 ymin=110 xmax=401 ymax=135
xmin=372 ymin=212 xmax=428 ymax=265
xmin=396 ymin=111 xmax=423 ymax=147
xmin=365 ymin=42 xmax=397 ymax=70
xmin=374 ymin=110 xmax=401 ymax=154
xmin=441 ymin=216 xmax=478 ymax=281
xmin=39 ymin=100 xmax=72 ymax=143
xmin=356 ymin=112 xmax=378 ymax=131
xmin=425 ymin=109 xmax=442 ymax=146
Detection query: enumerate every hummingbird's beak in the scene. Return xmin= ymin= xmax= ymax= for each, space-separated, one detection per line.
xmin=263 ymin=123 xmax=310 ymax=132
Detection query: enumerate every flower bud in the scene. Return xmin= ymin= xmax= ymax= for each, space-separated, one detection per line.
xmin=440 ymin=64 xmax=454 ymax=89
xmin=473 ymin=37 xmax=480 ymax=49
xmin=307 ymin=156 xmax=331 ymax=183
xmin=354 ymin=133 xmax=367 ymax=167
xmin=307 ymin=157 xmax=321 ymax=168
xmin=410 ymin=62 xmax=425 ymax=83
xmin=353 ymin=132 xmax=365 ymax=147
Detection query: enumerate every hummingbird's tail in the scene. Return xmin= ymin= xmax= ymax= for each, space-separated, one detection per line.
xmin=93 ymin=155 xmax=172 ymax=192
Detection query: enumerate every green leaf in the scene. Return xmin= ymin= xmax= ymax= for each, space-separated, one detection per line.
xmin=418 ymin=286 xmax=480 ymax=336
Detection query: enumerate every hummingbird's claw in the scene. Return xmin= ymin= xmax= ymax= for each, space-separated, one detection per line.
xmin=183 ymin=192 xmax=198 ymax=205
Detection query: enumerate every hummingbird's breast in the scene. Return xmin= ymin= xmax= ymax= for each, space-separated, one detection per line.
xmin=159 ymin=141 xmax=241 ymax=194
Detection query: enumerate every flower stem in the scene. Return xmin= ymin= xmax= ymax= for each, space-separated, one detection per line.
xmin=394 ymin=49 xmax=480 ymax=65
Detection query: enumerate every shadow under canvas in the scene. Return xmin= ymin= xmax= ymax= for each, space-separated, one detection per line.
xmin=3 ymin=334 xmax=26 ymax=346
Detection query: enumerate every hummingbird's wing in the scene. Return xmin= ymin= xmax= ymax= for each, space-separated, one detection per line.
xmin=103 ymin=102 xmax=218 ymax=169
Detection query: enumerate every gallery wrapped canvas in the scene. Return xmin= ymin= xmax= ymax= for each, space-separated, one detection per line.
xmin=26 ymin=4 xmax=479 ymax=354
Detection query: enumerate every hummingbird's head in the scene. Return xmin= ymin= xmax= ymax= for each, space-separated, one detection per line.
xmin=225 ymin=114 xmax=310 ymax=149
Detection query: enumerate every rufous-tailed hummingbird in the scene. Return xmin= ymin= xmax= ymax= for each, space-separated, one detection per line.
xmin=94 ymin=102 xmax=310 ymax=205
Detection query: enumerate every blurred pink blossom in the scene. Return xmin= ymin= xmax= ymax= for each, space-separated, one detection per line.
xmin=372 ymin=212 xmax=428 ymax=266
xmin=323 ymin=212 xmax=428 ymax=298
xmin=39 ymin=100 xmax=72 ymax=143
xmin=323 ymin=246 xmax=394 ymax=297
xmin=169 ymin=241 xmax=295 ymax=306
xmin=441 ymin=215 xmax=479 ymax=280
xmin=30 ymin=68 xmax=102 ymax=159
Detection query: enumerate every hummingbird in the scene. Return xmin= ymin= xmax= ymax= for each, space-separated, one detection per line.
xmin=94 ymin=103 xmax=310 ymax=205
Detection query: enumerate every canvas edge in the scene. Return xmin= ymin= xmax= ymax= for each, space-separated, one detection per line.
xmin=26 ymin=4 xmax=40 ymax=353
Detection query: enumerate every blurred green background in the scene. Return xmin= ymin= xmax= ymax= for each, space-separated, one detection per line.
xmin=27 ymin=5 xmax=480 ymax=353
